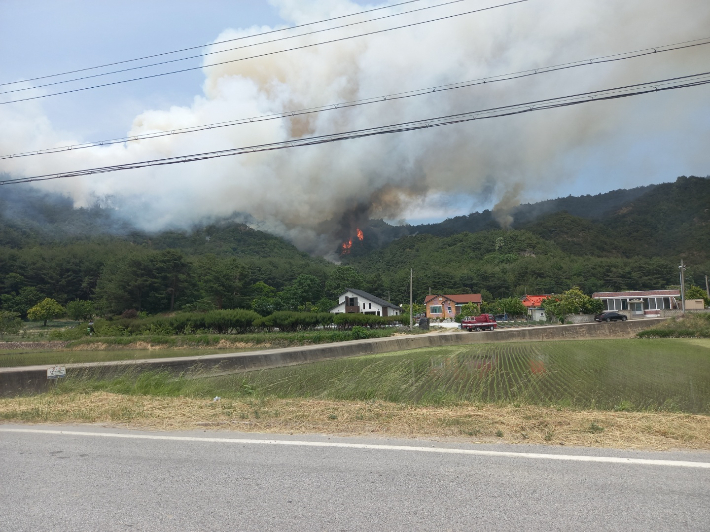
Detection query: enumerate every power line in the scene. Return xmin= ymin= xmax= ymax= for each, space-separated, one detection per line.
xmin=2 ymin=70 xmax=708 ymax=186
xmin=0 ymin=0 xmax=430 ymax=87
xmin=2 ymin=35 xmax=707 ymax=160
xmin=2 ymin=0 xmax=473 ymax=94
xmin=0 ymin=0 xmax=529 ymax=105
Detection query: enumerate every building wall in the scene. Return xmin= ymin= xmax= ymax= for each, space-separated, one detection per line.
xmin=331 ymin=291 xmax=400 ymax=316
xmin=426 ymin=297 xmax=456 ymax=319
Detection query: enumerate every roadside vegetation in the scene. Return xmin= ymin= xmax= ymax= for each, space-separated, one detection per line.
xmin=638 ymin=313 xmax=710 ymax=338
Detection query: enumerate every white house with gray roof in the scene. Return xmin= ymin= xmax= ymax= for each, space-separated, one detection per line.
xmin=330 ymin=288 xmax=402 ymax=317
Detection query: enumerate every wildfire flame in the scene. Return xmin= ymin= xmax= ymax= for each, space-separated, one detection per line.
xmin=340 ymin=228 xmax=363 ymax=255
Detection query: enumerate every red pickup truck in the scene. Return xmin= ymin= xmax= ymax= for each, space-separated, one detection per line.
xmin=460 ymin=314 xmax=497 ymax=331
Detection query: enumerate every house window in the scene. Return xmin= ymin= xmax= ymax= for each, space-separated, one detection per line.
xmin=369 ymin=303 xmax=372 ymax=309
xmin=663 ymin=298 xmax=671 ymax=309
xmin=430 ymin=305 xmax=443 ymax=314
xmin=455 ymin=305 xmax=462 ymax=314
xmin=363 ymin=303 xmax=366 ymax=309
xmin=621 ymin=300 xmax=628 ymax=310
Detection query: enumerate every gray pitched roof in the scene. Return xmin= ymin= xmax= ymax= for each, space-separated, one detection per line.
xmin=344 ymin=288 xmax=402 ymax=310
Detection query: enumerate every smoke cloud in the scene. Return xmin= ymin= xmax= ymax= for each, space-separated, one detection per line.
xmin=1 ymin=0 xmax=710 ymax=259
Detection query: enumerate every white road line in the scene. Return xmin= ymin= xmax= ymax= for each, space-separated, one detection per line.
xmin=1 ymin=428 xmax=709 ymax=469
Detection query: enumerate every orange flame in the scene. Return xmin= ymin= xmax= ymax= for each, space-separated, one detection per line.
xmin=356 ymin=228 xmax=364 ymax=241
xmin=341 ymin=239 xmax=353 ymax=255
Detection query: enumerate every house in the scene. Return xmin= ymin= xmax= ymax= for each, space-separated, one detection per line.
xmin=330 ymin=288 xmax=402 ymax=317
xmin=521 ymin=295 xmax=549 ymax=322
xmin=592 ymin=290 xmax=680 ymax=317
xmin=424 ymin=294 xmax=482 ymax=319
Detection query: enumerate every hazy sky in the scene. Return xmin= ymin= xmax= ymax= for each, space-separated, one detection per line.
xmin=1 ymin=0 xmax=709 ymax=255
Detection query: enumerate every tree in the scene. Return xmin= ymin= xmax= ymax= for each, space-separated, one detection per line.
xmin=325 ymin=266 xmax=365 ymax=299
xmin=542 ymin=287 xmax=602 ymax=323
xmin=0 ymin=311 xmax=22 ymax=338
xmin=0 ymin=286 xmax=44 ymax=319
xmin=685 ymin=285 xmax=709 ymax=307
xmin=66 ymin=300 xmax=94 ymax=321
xmin=27 ymin=298 xmax=65 ymax=326
xmin=459 ymin=302 xmax=480 ymax=318
xmin=154 ymin=250 xmax=190 ymax=312
xmin=280 ymin=274 xmax=323 ymax=311
xmin=401 ymin=303 xmax=425 ymax=318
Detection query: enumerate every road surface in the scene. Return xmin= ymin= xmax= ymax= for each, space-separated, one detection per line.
xmin=1 ymin=425 xmax=708 ymax=531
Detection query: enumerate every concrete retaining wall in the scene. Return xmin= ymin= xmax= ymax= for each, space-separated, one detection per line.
xmin=0 ymin=318 xmax=667 ymax=397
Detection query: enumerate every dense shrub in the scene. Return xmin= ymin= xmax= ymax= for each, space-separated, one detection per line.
xmin=254 ymin=311 xmax=334 ymax=332
xmin=333 ymin=313 xmax=392 ymax=329
xmin=92 ymin=309 xmax=261 ymax=336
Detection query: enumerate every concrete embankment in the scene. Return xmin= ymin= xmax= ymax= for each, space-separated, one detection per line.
xmin=0 ymin=318 xmax=665 ymax=397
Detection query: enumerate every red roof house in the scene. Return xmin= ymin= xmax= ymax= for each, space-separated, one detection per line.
xmin=424 ymin=294 xmax=482 ymax=319
xmin=521 ymin=295 xmax=549 ymax=308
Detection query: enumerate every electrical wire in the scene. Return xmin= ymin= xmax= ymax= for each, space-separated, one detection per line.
xmin=0 ymin=0 xmax=430 ymax=87
xmin=2 ymin=70 xmax=708 ymax=186
xmin=1 ymin=0 xmax=474 ymax=94
xmin=2 ymin=35 xmax=707 ymax=160
xmin=0 ymin=0 xmax=529 ymax=105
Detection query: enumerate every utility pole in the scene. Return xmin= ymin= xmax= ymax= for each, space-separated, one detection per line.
xmin=679 ymin=259 xmax=686 ymax=313
xmin=706 ymin=275 xmax=709 ymax=300
xmin=410 ymin=268 xmax=413 ymax=331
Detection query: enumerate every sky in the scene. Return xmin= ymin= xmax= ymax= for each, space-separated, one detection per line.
xmin=1 ymin=0 xmax=709 ymax=257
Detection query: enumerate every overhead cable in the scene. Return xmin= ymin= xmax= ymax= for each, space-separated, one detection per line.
xmin=2 ymin=0 xmax=474 ymax=93
xmin=0 ymin=0 xmax=529 ymax=105
xmin=0 ymin=0 xmax=430 ymax=87
xmin=2 ymin=35 xmax=708 ymax=160
xmin=2 ymin=70 xmax=708 ymax=186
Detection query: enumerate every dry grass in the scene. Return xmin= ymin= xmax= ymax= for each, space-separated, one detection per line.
xmin=1 ymin=392 xmax=709 ymax=451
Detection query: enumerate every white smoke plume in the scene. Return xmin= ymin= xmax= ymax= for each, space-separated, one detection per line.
xmin=1 ymin=0 xmax=710 ymax=258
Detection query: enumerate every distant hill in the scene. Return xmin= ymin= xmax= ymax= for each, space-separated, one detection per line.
xmin=370 ymin=184 xmax=657 ymax=240
xmin=519 ymin=176 xmax=710 ymax=261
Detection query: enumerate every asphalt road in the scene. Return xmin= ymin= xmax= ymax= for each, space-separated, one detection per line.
xmin=1 ymin=425 xmax=709 ymax=531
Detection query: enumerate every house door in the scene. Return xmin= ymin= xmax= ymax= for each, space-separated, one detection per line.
xmin=630 ymin=302 xmax=643 ymax=315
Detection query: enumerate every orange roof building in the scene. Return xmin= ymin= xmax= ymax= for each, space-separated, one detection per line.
xmin=521 ymin=295 xmax=549 ymax=308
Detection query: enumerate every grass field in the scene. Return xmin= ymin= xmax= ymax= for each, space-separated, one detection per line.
xmin=3 ymin=338 xmax=709 ymax=449
xmin=0 ymin=347 xmax=256 ymax=367
xmin=44 ymin=338 xmax=710 ymax=414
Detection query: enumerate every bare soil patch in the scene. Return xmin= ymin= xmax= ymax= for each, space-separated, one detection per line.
xmin=2 ymin=393 xmax=708 ymax=451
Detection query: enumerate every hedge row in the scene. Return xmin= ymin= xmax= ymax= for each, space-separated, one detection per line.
xmin=95 ymin=309 xmax=261 ymax=335
xmin=91 ymin=310 xmax=405 ymax=336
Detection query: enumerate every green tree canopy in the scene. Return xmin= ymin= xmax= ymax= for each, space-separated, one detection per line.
xmin=66 ymin=300 xmax=94 ymax=321
xmin=542 ymin=287 xmax=603 ymax=323
xmin=27 ymin=298 xmax=65 ymax=326
xmin=280 ymin=274 xmax=324 ymax=310
xmin=0 ymin=310 xmax=22 ymax=338
xmin=325 ymin=266 xmax=365 ymax=299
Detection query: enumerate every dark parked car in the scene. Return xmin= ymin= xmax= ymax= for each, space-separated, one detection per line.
xmin=594 ymin=311 xmax=628 ymax=322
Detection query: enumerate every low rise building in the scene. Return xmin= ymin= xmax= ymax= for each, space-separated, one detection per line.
xmin=521 ymin=295 xmax=549 ymax=322
xmin=330 ymin=288 xmax=402 ymax=317
xmin=592 ymin=290 xmax=680 ymax=317
xmin=424 ymin=294 xmax=482 ymax=320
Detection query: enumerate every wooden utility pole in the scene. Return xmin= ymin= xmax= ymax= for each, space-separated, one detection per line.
xmin=410 ymin=268 xmax=413 ymax=330
xmin=679 ymin=260 xmax=686 ymax=312
xmin=706 ymin=275 xmax=709 ymax=300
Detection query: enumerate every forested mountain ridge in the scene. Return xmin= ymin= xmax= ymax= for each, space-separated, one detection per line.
xmin=0 ymin=175 xmax=707 ymax=316
xmin=392 ymin=183 xmax=657 ymax=239
xmin=519 ymin=176 xmax=710 ymax=260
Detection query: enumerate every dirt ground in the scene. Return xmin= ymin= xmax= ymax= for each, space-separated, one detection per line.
xmin=2 ymin=393 xmax=709 ymax=451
